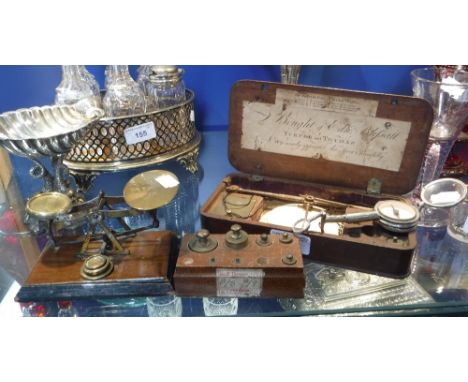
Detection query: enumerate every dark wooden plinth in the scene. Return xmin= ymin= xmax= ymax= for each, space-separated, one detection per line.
xmin=15 ymin=231 xmax=176 ymax=302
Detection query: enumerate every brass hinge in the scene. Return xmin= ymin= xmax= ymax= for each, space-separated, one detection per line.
xmin=367 ymin=178 xmax=382 ymax=195
xmin=250 ymin=174 xmax=264 ymax=182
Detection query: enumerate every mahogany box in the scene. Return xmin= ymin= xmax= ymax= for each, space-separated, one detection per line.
xmin=174 ymin=229 xmax=305 ymax=298
xmin=201 ymin=80 xmax=433 ymax=278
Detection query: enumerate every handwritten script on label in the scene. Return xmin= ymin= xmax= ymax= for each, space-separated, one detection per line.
xmin=216 ymin=269 xmax=264 ymax=297
xmin=124 ymin=121 xmax=156 ymax=145
xmin=241 ymin=89 xmax=411 ymax=172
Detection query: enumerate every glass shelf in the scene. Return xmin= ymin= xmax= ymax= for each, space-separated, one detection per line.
xmin=1 ymin=131 xmax=467 ymax=317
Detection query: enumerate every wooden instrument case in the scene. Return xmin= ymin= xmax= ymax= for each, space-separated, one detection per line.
xmin=201 ymin=80 xmax=433 ymax=278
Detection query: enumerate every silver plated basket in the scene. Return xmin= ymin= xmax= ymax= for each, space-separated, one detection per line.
xmin=0 ymin=105 xmax=103 ymax=158
xmin=64 ymin=89 xmax=200 ymax=173
xmin=0 ymin=105 xmax=104 ymax=193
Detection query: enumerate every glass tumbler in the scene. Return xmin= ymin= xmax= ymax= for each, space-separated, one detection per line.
xmin=411 ymin=68 xmax=468 ymax=193
xmin=160 ymin=161 xmax=200 ymax=237
xmin=203 ymin=297 xmax=238 ymax=316
xmin=122 ymin=212 xmax=155 ymax=230
xmin=447 ymin=199 xmax=468 ymax=243
xmin=146 ymin=295 xmax=183 ymax=317
xmin=411 ymin=68 xmax=468 ymax=226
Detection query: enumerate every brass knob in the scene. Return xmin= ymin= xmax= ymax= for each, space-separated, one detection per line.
xmin=282 ymin=253 xmax=297 ymax=265
xmin=188 ymin=229 xmax=218 ymax=253
xmin=256 ymin=232 xmax=272 ymax=247
xmin=225 ymin=224 xmax=248 ymax=249
xmin=197 ymin=229 xmax=210 ymax=243
xmin=231 ymin=224 xmax=242 ymax=237
xmin=279 ymin=232 xmax=293 ymax=244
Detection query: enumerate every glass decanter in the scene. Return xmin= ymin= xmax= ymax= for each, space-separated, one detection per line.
xmin=435 ymin=66 xmax=468 ymax=177
xmin=78 ymin=65 xmax=101 ymax=95
xmin=146 ymin=65 xmax=186 ymax=111
xmin=102 ymin=65 xmax=146 ymax=117
xmin=280 ymin=65 xmax=301 ymax=84
xmin=411 ymin=67 xmax=468 ymax=226
xmin=55 ymin=65 xmax=102 ymax=112
xmin=136 ymin=65 xmax=158 ymax=111
xmin=136 ymin=65 xmax=152 ymax=93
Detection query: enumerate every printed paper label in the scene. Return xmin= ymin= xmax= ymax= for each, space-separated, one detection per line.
xmin=216 ymin=268 xmax=264 ymax=297
xmin=190 ymin=110 xmax=195 ymax=122
xmin=124 ymin=121 xmax=156 ymax=145
xmin=271 ymin=229 xmax=311 ymax=256
xmin=276 ymin=89 xmax=379 ymax=117
xmin=241 ymin=89 xmax=411 ymax=172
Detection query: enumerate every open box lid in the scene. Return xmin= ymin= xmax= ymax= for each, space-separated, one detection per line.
xmin=228 ymin=80 xmax=434 ymax=195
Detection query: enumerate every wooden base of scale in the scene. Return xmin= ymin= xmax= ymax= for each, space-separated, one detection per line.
xmin=15 ymin=231 xmax=177 ymax=302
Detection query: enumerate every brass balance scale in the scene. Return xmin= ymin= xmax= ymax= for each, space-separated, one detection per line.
xmin=222 ymin=185 xmax=421 ymax=235
xmin=0 ymin=105 xmax=185 ymax=301
xmin=25 ymin=170 xmax=179 ymax=280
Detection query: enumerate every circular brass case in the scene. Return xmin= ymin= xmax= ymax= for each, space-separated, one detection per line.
xmin=123 ymin=170 xmax=179 ymax=211
xmin=188 ymin=229 xmax=218 ymax=253
xmin=80 ymin=254 xmax=114 ymax=280
xmin=378 ymin=219 xmax=418 ymax=233
xmin=26 ymin=192 xmax=72 ymax=219
xmin=225 ymin=224 xmax=248 ymax=249
xmin=375 ymin=200 xmax=419 ymax=225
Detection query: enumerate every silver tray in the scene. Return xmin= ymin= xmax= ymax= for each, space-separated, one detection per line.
xmin=279 ymin=263 xmax=434 ymax=313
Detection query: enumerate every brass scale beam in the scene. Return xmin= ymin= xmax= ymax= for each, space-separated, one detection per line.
xmin=54 ymin=192 xmax=157 ymax=258
xmin=225 ymin=184 xmax=348 ymax=212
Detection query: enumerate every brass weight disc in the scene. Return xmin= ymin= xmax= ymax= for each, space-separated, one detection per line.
xmin=80 ymin=254 xmax=114 ymax=280
xmin=123 ymin=170 xmax=180 ymax=211
xmin=26 ymin=192 xmax=73 ymax=219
